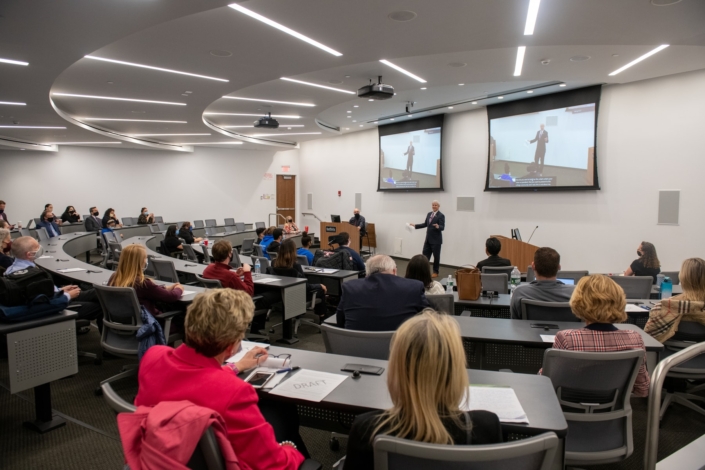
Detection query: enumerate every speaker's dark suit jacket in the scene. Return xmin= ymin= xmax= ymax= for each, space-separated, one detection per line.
xmin=414 ymin=211 xmax=445 ymax=245
xmin=530 ymin=129 xmax=549 ymax=158
xmin=336 ymin=274 xmax=430 ymax=331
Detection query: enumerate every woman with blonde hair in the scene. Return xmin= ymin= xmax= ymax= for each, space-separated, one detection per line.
xmin=645 ymin=258 xmax=705 ymax=342
xmin=343 ymin=310 xmax=502 ymax=469
xmin=108 ymin=244 xmax=183 ymax=316
xmin=544 ymin=274 xmax=650 ymax=396
xmin=134 ymin=289 xmax=309 ymax=469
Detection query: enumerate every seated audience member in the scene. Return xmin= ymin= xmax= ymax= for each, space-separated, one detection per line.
xmin=624 ymin=241 xmax=661 ymax=284
xmin=36 ymin=210 xmax=61 ymax=238
xmin=405 ymin=254 xmax=444 ymax=295
xmin=284 ymin=216 xmax=299 ymax=234
xmin=645 ymin=258 xmax=705 ymax=342
xmin=85 ymin=206 xmax=103 ymax=232
xmin=101 ymin=219 xmax=124 ymax=239
xmin=108 ymin=244 xmax=184 ymax=317
xmin=0 ymin=220 xmax=8 ymax=229
xmin=476 ymin=237 xmax=511 ymax=270
xmin=6 ymin=236 xmax=103 ymax=330
xmin=137 ymin=207 xmax=155 ymax=225
xmin=265 ymin=228 xmax=284 ymax=259
xmin=134 ymin=289 xmax=308 ymax=469
xmin=335 ymin=232 xmax=365 ymax=272
xmin=344 ymin=311 xmax=502 ymax=469
xmin=544 ymin=275 xmax=650 ymax=397
xmin=260 ymin=226 xmax=276 ymax=253
xmin=178 ymin=221 xmax=203 ymax=245
xmin=521 ymin=163 xmax=541 ymax=179
xmin=0 ymin=200 xmax=18 ymax=229
xmin=163 ymin=225 xmax=184 ymax=257
xmin=336 ymin=255 xmax=430 ymax=331
xmin=510 ymin=247 xmax=575 ymax=319
xmin=44 ymin=204 xmax=61 ymax=224
xmin=0 ymin=228 xmax=13 ymax=270
xmin=296 ymin=232 xmax=314 ymax=265
xmin=61 ymin=206 xmax=82 ymax=223
xmin=254 ymin=227 xmax=266 ymax=245
xmin=102 ymin=208 xmax=122 ymax=228
xmin=267 ymin=239 xmax=328 ymax=318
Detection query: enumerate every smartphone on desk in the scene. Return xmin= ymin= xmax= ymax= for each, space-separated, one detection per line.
xmin=245 ymin=371 xmax=275 ymax=389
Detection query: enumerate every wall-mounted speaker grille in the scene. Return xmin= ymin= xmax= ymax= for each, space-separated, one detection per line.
xmin=457 ymin=196 xmax=475 ymax=212
xmin=658 ymin=190 xmax=679 ymax=225
xmin=307 ymin=193 xmax=313 ymax=211
xmin=355 ymin=193 xmax=362 ymax=210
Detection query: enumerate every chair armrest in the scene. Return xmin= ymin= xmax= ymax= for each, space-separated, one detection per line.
xmin=300 ymin=460 xmax=323 ymax=470
xmin=154 ymin=310 xmax=183 ymax=320
xmin=252 ymin=295 xmax=263 ymax=302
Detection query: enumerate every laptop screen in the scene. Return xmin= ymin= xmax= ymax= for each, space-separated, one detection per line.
xmin=557 ymin=278 xmax=575 ymax=285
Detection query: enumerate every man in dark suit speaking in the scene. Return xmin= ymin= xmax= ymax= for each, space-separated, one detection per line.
xmin=528 ymin=123 xmax=549 ymax=174
xmin=409 ymin=200 xmax=445 ymax=278
xmin=336 ymin=255 xmax=429 ymax=331
xmin=404 ymin=140 xmax=415 ymax=174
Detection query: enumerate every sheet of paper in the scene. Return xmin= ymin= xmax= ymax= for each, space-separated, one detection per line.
xmin=405 ymin=223 xmax=414 ymax=233
xmin=461 ymin=386 xmax=529 ymax=424
xmin=625 ymin=304 xmax=648 ymax=312
xmin=540 ymin=334 xmax=556 ymax=343
xmin=37 ymin=255 xmax=54 ymax=259
xmin=269 ymin=369 xmax=347 ymax=402
xmin=254 ymin=277 xmax=279 ymax=284
xmin=226 ymin=341 xmax=270 ymax=364
xmin=56 ymin=268 xmax=85 ymax=273
xmin=180 ymin=290 xmax=196 ymax=297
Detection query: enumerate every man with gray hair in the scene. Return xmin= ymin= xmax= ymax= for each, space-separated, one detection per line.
xmin=336 ymin=254 xmax=429 ymax=331
xmin=408 ymin=200 xmax=445 ymax=278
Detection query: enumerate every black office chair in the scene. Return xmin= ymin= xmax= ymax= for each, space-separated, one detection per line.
xmin=205 ymin=219 xmax=217 ymax=227
xmin=201 ymin=244 xmax=212 ymax=264
xmin=151 ymin=258 xmax=180 ymax=283
xmin=224 ymin=217 xmax=235 ymax=227
xmin=240 ymin=238 xmax=256 ymax=256
xmin=194 ymin=220 xmax=205 ymax=229
xmin=255 ymin=222 xmax=265 ymax=229
xmin=520 ymin=299 xmax=579 ymax=322
xmin=195 ymin=274 xmax=222 ymax=289
xmin=235 ymin=222 xmax=246 ymax=232
xmin=154 ymin=216 xmax=164 ymax=223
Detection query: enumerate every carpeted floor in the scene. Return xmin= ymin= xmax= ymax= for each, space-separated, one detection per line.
xmin=1 ymin=275 xmax=704 ymax=469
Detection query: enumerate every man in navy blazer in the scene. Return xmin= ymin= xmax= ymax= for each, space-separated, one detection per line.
xmin=336 ymin=255 xmax=430 ymax=331
xmin=409 ymin=200 xmax=445 ymax=277
xmin=36 ymin=210 xmax=61 ymax=238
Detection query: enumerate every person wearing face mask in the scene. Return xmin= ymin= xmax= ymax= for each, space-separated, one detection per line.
xmin=36 ymin=209 xmax=61 ymax=238
xmin=61 ymin=205 xmax=82 ymax=224
xmin=85 ymin=206 xmax=103 ymax=232
xmin=44 ymin=204 xmax=62 ymax=225
xmin=0 ymin=200 xmax=18 ymax=229
xmin=108 ymin=244 xmax=184 ymax=318
xmin=0 ymin=228 xmax=13 ymax=270
xmin=6 ymin=236 xmax=103 ymax=330
xmin=102 ymin=208 xmax=122 ymax=228
xmin=137 ymin=207 xmax=155 ymax=225
xmin=624 ymin=241 xmax=661 ymax=284
xmin=283 ymin=217 xmax=299 ymax=234
xmin=348 ymin=208 xmax=366 ymax=237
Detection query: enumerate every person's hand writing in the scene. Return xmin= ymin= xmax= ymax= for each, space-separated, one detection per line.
xmin=237 ymin=347 xmax=269 ymax=371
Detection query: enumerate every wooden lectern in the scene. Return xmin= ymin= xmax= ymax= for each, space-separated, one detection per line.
xmin=320 ymin=222 xmax=360 ymax=253
xmin=491 ymin=235 xmax=539 ymax=273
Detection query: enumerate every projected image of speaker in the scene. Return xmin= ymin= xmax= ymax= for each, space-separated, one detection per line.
xmin=378 ymin=114 xmax=444 ymax=191
xmin=486 ymin=85 xmax=601 ymax=191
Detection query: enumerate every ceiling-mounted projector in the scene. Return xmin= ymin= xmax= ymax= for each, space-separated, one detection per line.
xmin=358 ymin=76 xmax=394 ymax=100
xmin=254 ymin=112 xmax=279 ymax=129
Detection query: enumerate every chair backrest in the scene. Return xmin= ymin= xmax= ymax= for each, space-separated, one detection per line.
xmin=186 ymin=426 xmax=227 ymax=470
xmin=482 ymin=266 xmax=515 ymax=278
xmin=255 ymin=222 xmax=265 ymax=229
xmin=252 ymin=256 xmax=270 ymax=271
xmin=36 ymin=226 xmax=49 ymax=242
xmin=149 ymin=224 xmax=160 ymax=234
xmin=200 ymin=244 xmax=212 ymax=264
xmin=521 ymin=299 xmax=579 ymax=322
xmin=297 ymin=255 xmax=309 ymax=266
xmin=541 ymin=348 xmax=643 ymax=464
xmin=205 ymin=227 xmax=215 ymax=237
xmin=103 ymin=230 xmax=119 ymax=244
xmin=93 ymin=285 xmax=143 ymax=357
xmin=527 ymin=265 xmax=536 ymax=283
xmin=157 ymin=222 xmax=166 ymax=232
xmin=108 ymin=242 xmax=123 ymax=263
xmin=82 ymin=214 xmax=90 ymax=222
xmin=267 ymin=251 xmax=278 ymax=261
xmin=320 ymin=323 xmax=393 ymax=360
xmin=609 ymin=275 xmax=653 ymax=299
xmin=229 ymin=248 xmax=242 ymax=269
xmin=194 ymin=220 xmax=204 ymax=228
xmin=154 ymin=216 xmax=164 ymax=223
xmin=224 ymin=218 xmax=235 ymax=226
xmin=373 ymin=431 xmax=559 ymax=470
xmin=240 ymin=238 xmax=255 ymax=255
xmin=152 ymin=258 xmax=179 ymax=283
xmin=182 ymin=244 xmax=199 ymax=262
xmin=481 ymin=273 xmax=508 ymax=294
xmin=235 ymin=222 xmax=246 ymax=232
xmin=661 ymin=271 xmax=680 ymax=285
xmin=19 ymin=227 xmax=31 ymax=237
xmin=195 ymin=274 xmax=223 ymax=289
xmin=556 ymin=270 xmax=589 ymax=283
xmin=205 ymin=219 xmax=217 ymax=227
xmin=666 ymin=320 xmax=705 ymax=350
xmin=253 ymin=244 xmax=265 ymax=257
xmin=426 ymin=294 xmax=454 ymax=315
xmin=123 ymin=217 xmax=134 ymax=226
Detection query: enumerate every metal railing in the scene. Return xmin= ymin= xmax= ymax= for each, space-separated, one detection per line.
xmin=644 ymin=341 xmax=705 ymax=469
xmin=268 ymin=213 xmax=287 ymax=227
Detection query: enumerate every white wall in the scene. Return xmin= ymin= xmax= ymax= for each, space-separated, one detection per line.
xmin=298 ymin=69 xmax=705 ymax=273
xmin=0 ymin=145 xmax=300 ymax=227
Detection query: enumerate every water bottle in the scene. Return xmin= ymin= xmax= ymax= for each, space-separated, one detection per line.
xmin=660 ymin=277 xmax=672 ymax=300
xmin=510 ymin=267 xmax=521 ymax=289
xmin=446 ymin=275 xmax=454 ymax=293
xmin=254 ymin=258 xmax=261 ymax=276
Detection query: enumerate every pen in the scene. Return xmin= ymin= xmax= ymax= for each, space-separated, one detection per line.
xmin=276 ymin=366 xmax=300 ymax=374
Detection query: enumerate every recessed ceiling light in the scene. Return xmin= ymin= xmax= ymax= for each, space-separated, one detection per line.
xmin=448 ymin=106 xmax=453 ymax=109
xmin=44 ymin=141 xmax=121 ymax=144
xmin=390 ymin=118 xmax=395 ymax=121
xmin=81 ymin=118 xmax=187 ymax=123
xmin=251 ymin=132 xmax=322 ymax=137
xmin=379 ymin=59 xmax=427 ymax=83
xmin=107 ymin=81 xmax=114 ymax=85
xmin=559 ymin=84 xmax=567 ymax=87
xmin=420 ymin=87 xmax=427 ymax=90
xmin=651 ymin=0 xmax=682 ymax=5
xmin=130 ymin=133 xmax=211 ymax=137
xmin=179 ymin=141 xmax=243 ymax=145
xmin=52 ymin=93 xmax=186 ymax=106
xmin=228 ymin=3 xmax=342 ymax=56
xmin=209 ymin=50 xmax=232 ymax=57
xmin=345 ymin=127 xmax=350 ymax=130
xmin=448 ymin=62 xmax=467 ymax=68
xmin=471 ymin=102 xmax=477 ymax=104
xmin=352 ymin=120 xmax=357 ymax=122
xmin=328 ymin=79 xmax=344 ymax=85
xmin=347 ymin=116 xmax=351 ymax=118
xmin=20 ymin=148 xmax=25 ymax=150
xmin=524 ymin=0 xmax=541 ymax=35
xmin=222 ymin=96 xmax=315 ymax=107
xmin=514 ymin=46 xmax=526 ymax=76
xmin=570 ymin=55 xmax=591 ymax=62
xmin=280 ymin=77 xmax=354 ymax=94
xmin=223 ymin=124 xmax=304 ymax=128
xmin=608 ymin=45 xmax=669 ymax=76
xmin=347 ymin=110 xmax=352 ymax=113
xmin=353 ymin=105 xmax=359 ymax=108
xmin=388 ymin=10 xmax=417 ymax=22
xmin=359 ymin=124 xmax=363 ymax=127
xmin=84 ymin=55 xmax=229 ymax=82
xmin=204 ymin=113 xmax=300 ymax=118
xmin=498 ymin=96 xmax=504 ymax=99
xmin=0 ymin=101 xmax=26 ymax=106
xmin=373 ymin=121 xmax=378 ymax=124
xmin=368 ymin=99 xmax=374 ymax=102
xmin=527 ymin=90 xmax=534 ymax=94
xmin=458 ymin=83 xmax=464 ymax=86
xmin=0 ymin=125 xmax=66 ymax=129
xmin=0 ymin=57 xmax=29 ymax=66
xmin=182 ymin=94 xmax=189 ymax=96
xmin=131 ymin=110 xmax=146 ymax=114
xmin=185 ymin=91 xmax=192 ymax=94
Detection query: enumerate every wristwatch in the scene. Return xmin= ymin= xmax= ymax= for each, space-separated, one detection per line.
xmin=280 ymin=440 xmax=297 ymax=449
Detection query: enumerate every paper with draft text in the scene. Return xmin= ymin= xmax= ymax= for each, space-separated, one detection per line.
xmin=625 ymin=304 xmax=648 ymax=312
xmin=540 ymin=334 xmax=556 ymax=343
xmin=461 ymin=385 xmax=529 ymax=424
xmin=269 ymin=369 xmax=347 ymax=402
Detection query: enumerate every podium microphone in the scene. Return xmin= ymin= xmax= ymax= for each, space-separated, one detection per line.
xmin=527 ymin=226 xmax=539 ymax=244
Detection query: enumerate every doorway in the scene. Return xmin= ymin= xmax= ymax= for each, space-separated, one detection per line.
xmin=276 ymin=175 xmax=296 ymax=227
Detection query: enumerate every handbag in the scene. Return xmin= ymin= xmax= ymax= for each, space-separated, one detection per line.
xmin=455 ymin=266 xmax=482 ymax=301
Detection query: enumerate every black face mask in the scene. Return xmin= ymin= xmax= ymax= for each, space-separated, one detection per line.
xmin=637 ymin=251 xmax=643 ymax=257
xmin=92 ymin=211 xmax=99 ymax=216
xmin=47 ymin=217 xmax=54 ymax=222
xmin=354 ymin=214 xmax=360 ymax=219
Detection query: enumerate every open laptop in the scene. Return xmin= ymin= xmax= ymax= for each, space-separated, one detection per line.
xmin=557 ymin=278 xmax=575 ymax=285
